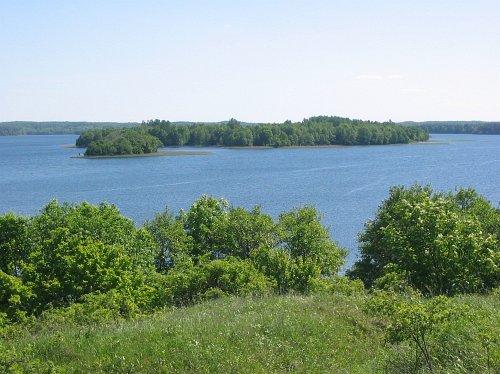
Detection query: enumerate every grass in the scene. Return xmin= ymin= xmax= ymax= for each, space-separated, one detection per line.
xmin=4 ymin=293 xmax=499 ymax=373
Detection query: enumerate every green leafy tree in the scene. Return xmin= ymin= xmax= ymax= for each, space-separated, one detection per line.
xmin=350 ymin=185 xmax=499 ymax=294
xmin=216 ymin=206 xmax=278 ymax=259
xmin=1 ymin=201 xmax=156 ymax=315
xmin=0 ymin=213 xmax=28 ymax=277
xmin=144 ymin=208 xmax=193 ymax=273
xmin=184 ymin=196 xmax=229 ymax=258
xmin=279 ymin=206 xmax=346 ymax=276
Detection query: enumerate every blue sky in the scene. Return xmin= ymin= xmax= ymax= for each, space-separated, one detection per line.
xmin=1 ymin=0 xmax=499 ymax=122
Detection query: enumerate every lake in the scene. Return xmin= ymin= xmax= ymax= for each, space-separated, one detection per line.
xmin=1 ymin=134 xmax=499 ymax=265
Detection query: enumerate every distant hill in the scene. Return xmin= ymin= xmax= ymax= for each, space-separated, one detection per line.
xmin=0 ymin=120 xmax=260 ymax=136
xmin=0 ymin=121 xmax=140 ymax=136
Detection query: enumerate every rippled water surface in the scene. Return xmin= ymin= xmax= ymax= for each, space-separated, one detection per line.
xmin=1 ymin=134 xmax=499 ymax=264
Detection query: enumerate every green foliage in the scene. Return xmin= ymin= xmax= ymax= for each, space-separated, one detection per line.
xmin=157 ymin=257 xmax=274 ymax=306
xmin=76 ymin=116 xmax=430 ymax=155
xmin=417 ymin=121 xmax=500 ymax=134
xmin=4 ymin=294 xmax=385 ymax=372
xmin=0 ymin=270 xmax=32 ymax=325
xmin=1 ymin=188 xmax=499 ymax=372
xmin=80 ymin=128 xmax=162 ymax=156
xmin=0 ymin=213 xmax=28 ymax=277
xmin=365 ymin=290 xmax=496 ymax=373
xmin=350 ymin=185 xmax=499 ymax=295
xmin=0 ymin=121 xmax=139 ymax=136
xmin=251 ymin=247 xmax=321 ymax=294
xmin=0 ymin=201 xmax=156 ymax=316
xmin=217 ymin=206 xmax=278 ymax=259
xmin=159 ymin=198 xmax=346 ymax=295
xmin=0 ymin=340 xmax=21 ymax=373
xmin=144 ymin=208 xmax=193 ymax=273
xmin=279 ymin=206 xmax=346 ymax=276
xmin=23 ymin=230 xmax=140 ymax=312
xmin=309 ymin=276 xmax=366 ymax=296
xmin=251 ymin=247 xmax=295 ymax=294
xmin=0 ymin=197 xmax=347 ymax=328
xmin=184 ymin=195 xmax=230 ymax=258
xmin=4 ymin=293 xmax=498 ymax=373
xmin=237 ymin=206 xmax=346 ymax=294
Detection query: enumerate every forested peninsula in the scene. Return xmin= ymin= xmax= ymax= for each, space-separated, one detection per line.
xmin=76 ymin=116 xmax=429 ymax=156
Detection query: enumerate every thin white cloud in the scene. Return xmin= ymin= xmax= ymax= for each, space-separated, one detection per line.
xmin=357 ymin=74 xmax=383 ymax=80
xmin=389 ymin=74 xmax=403 ymax=79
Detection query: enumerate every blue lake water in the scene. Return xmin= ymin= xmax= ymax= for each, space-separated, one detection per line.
xmin=1 ymin=134 xmax=499 ymax=265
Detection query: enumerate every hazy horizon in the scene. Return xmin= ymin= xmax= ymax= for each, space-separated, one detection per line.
xmin=1 ymin=1 xmax=499 ymax=123
xmin=1 ymin=118 xmax=499 ymax=125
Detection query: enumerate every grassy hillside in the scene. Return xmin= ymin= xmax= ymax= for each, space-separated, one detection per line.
xmin=4 ymin=293 xmax=499 ymax=373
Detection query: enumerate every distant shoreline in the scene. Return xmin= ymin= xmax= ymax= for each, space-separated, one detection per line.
xmin=71 ymin=150 xmax=212 ymax=159
xmin=222 ymin=144 xmax=348 ymax=150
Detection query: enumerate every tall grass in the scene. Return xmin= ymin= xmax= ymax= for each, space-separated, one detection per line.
xmin=3 ymin=292 xmax=499 ymax=373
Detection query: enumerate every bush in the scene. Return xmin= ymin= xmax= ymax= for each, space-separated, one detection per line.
xmin=366 ymin=290 xmax=471 ymax=373
xmin=159 ymin=257 xmax=274 ymax=306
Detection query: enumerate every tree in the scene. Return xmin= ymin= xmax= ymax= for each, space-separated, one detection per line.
xmin=279 ymin=206 xmax=346 ymax=276
xmin=349 ymin=185 xmax=499 ymax=295
xmin=0 ymin=213 xmax=28 ymax=277
xmin=144 ymin=209 xmax=193 ymax=273
xmin=2 ymin=201 xmax=157 ymax=315
xmin=184 ymin=196 xmax=229 ymax=258
xmin=216 ymin=206 xmax=278 ymax=259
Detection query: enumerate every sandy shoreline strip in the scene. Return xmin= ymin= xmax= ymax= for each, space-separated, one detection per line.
xmin=72 ymin=150 xmax=212 ymax=159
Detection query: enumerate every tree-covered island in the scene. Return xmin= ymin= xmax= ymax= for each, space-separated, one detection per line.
xmin=76 ymin=116 xmax=429 ymax=156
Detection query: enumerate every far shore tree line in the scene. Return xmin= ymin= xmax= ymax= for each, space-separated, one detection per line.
xmin=75 ymin=116 xmax=430 ymax=156
xmin=0 ymin=121 xmax=139 ymax=136
xmin=417 ymin=121 xmax=500 ymax=135
xmin=2 ymin=119 xmax=500 ymax=137
xmin=1 ymin=184 xmax=498 ymax=329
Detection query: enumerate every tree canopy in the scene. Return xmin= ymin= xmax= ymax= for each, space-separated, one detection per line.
xmin=77 ymin=128 xmax=162 ymax=156
xmin=349 ymin=185 xmax=499 ymax=295
xmin=0 ymin=197 xmax=346 ymax=325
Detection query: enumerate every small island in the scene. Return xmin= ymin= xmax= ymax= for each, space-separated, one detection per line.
xmin=75 ymin=116 xmax=430 ymax=157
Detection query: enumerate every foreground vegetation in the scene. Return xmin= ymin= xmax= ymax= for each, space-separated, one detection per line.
xmin=76 ymin=116 xmax=429 ymax=156
xmin=1 ymin=184 xmax=498 ymax=372
xmin=3 ymin=292 xmax=498 ymax=373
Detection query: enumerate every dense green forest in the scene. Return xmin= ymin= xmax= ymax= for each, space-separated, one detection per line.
xmin=76 ymin=116 xmax=429 ymax=156
xmin=0 ymin=121 xmax=139 ymax=136
xmin=402 ymin=121 xmax=500 ymax=134
xmin=1 ymin=185 xmax=498 ymax=372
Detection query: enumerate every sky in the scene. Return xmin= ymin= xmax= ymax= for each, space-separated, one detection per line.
xmin=1 ymin=0 xmax=499 ymax=123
